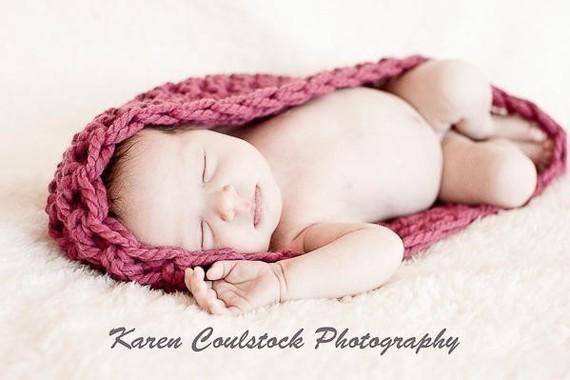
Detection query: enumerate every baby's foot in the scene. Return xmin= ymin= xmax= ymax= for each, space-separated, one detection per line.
xmin=508 ymin=139 xmax=553 ymax=172
xmin=489 ymin=115 xmax=553 ymax=172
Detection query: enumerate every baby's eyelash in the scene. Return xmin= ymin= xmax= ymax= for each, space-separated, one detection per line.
xmin=200 ymin=220 xmax=204 ymax=249
xmin=202 ymin=151 xmax=207 ymax=183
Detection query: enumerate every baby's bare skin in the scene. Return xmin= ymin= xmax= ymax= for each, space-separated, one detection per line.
xmin=113 ymin=59 xmax=551 ymax=315
xmin=234 ymin=86 xmax=443 ymax=249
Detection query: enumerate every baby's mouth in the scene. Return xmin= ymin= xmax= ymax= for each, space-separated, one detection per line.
xmin=253 ymin=184 xmax=262 ymax=227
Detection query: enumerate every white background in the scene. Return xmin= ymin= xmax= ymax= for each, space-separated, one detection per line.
xmin=1 ymin=1 xmax=569 ymax=378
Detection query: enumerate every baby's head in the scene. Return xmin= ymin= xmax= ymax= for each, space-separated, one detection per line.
xmin=102 ymin=126 xmax=282 ymax=253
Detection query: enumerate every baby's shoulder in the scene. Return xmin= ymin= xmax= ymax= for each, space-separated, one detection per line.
xmin=269 ymin=222 xmax=309 ymax=253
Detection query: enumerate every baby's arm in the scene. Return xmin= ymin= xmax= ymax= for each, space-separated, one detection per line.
xmin=184 ymin=223 xmax=403 ymax=315
xmin=275 ymin=222 xmax=404 ymax=301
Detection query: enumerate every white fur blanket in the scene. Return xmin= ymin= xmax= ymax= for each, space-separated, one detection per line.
xmin=1 ymin=1 xmax=569 ymax=378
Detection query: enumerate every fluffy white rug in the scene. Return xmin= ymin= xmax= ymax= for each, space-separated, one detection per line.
xmin=1 ymin=1 xmax=569 ymax=378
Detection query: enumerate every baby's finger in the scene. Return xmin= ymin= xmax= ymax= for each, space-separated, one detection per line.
xmin=188 ymin=269 xmax=212 ymax=306
xmin=194 ymin=267 xmax=214 ymax=289
xmin=210 ymin=284 xmax=243 ymax=316
xmin=207 ymin=298 xmax=230 ymax=315
xmin=200 ymin=288 xmax=225 ymax=315
xmin=192 ymin=267 xmax=210 ymax=290
xmin=185 ymin=267 xmax=204 ymax=294
xmin=185 ymin=268 xmax=233 ymax=315
xmin=206 ymin=261 xmax=235 ymax=281
xmin=184 ymin=268 xmax=194 ymax=291
xmin=193 ymin=282 xmax=214 ymax=312
xmin=193 ymin=275 xmax=208 ymax=297
xmin=185 ymin=270 xmax=211 ymax=312
xmin=226 ymin=305 xmax=243 ymax=316
xmin=201 ymin=287 xmax=229 ymax=315
xmin=207 ymin=288 xmax=218 ymax=300
xmin=216 ymin=290 xmax=250 ymax=313
xmin=194 ymin=266 xmax=205 ymax=281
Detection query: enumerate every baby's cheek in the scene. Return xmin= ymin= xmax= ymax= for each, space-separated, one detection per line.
xmin=217 ymin=226 xmax=270 ymax=253
xmin=126 ymin=218 xmax=173 ymax=248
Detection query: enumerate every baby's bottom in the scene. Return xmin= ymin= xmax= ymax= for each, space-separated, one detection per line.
xmin=385 ymin=59 xmax=549 ymax=208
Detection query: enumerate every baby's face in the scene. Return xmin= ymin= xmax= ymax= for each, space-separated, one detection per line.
xmin=117 ymin=128 xmax=282 ymax=253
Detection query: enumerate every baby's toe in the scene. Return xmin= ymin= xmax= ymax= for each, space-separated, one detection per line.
xmin=541 ymin=139 xmax=554 ymax=167
xmin=543 ymin=139 xmax=554 ymax=151
xmin=491 ymin=116 xmax=546 ymax=142
xmin=528 ymin=125 xmax=547 ymax=142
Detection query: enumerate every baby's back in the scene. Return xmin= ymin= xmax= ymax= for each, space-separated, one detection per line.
xmin=243 ymin=87 xmax=442 ymax=247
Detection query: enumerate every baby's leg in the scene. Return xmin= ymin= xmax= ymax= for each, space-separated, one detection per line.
xmin=386 ymin=59 xmax=551 ymax=146
xmin=385 ymin=59 xmax=495 ymax=140
xmin=438 ymin=131 xmax=537 ymax=208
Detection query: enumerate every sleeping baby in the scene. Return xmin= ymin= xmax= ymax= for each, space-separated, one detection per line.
xmin=102 ymin=59 xmax=552 ymax=315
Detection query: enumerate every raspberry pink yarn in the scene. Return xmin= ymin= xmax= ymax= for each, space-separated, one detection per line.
xmin=45 ymin=54 xmax=567 ymax=292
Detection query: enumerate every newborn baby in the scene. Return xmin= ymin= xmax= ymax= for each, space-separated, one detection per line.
xmin=103 ymin=59 xmax=552 ymax=315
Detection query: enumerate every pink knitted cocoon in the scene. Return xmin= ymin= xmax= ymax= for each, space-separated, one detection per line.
xmin=45 ymin=55 xmax=567 ymax=292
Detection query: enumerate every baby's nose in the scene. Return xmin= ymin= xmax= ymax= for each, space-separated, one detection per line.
xmin=217 ymin=185 xmax=252 ymax=222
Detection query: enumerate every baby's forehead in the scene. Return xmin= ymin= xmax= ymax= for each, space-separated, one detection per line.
xmin=123 ymin=128 xmax=219 ymax=184
xmin=117 ymin=132 xmax=187 ymax=206
xmin=125 ymin=130 xmax=183 ymax=169
xmin=139 ymin=125 xmax=197 ymax=139
xmin=136 ymin=127 xmax=185 ymax=142
xmin=121 ymin=127 xmax=232 ymax=177
xmin=144 ymin=126 xmax=203 ymax=148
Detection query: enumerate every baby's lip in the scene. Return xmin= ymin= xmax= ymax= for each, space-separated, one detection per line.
xmin=251 ymin=185 xmax=256 ymax=226
xmin=252 ymin=184 xmax=261 ymax=227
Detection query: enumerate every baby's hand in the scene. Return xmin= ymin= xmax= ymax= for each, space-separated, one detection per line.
xmin=184 ymin=261 xmax=284 ymax=316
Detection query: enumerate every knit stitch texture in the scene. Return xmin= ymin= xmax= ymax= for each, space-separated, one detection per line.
xmin=45 ymin=55 xmax=567 ymax=291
